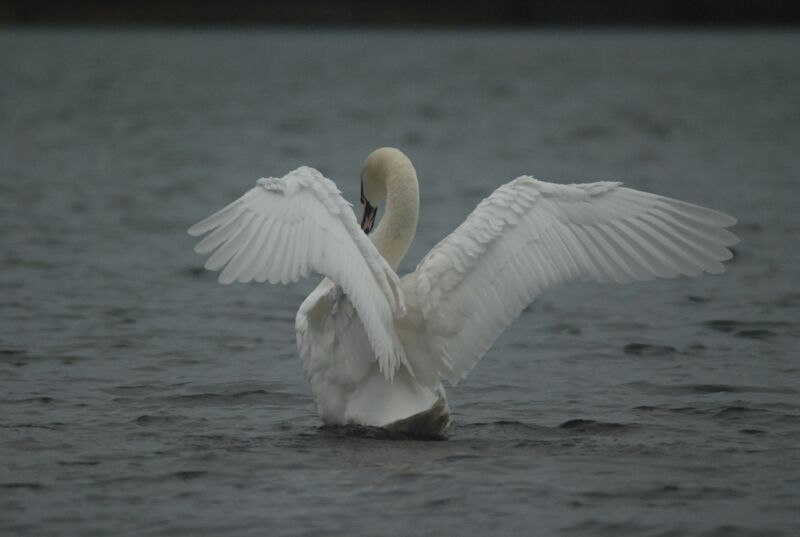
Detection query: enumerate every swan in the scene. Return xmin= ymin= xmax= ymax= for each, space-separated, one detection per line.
xmin=188 ymin=147 xmax=738 ymax=436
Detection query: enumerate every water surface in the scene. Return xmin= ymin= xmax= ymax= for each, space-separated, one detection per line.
xmin=1 ymin=29 xmax=799 ymax=536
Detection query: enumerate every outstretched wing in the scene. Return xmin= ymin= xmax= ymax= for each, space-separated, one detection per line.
xmin=414 ymin=176 xmax=738 ymax=385
xmin=188 ymin=166 xmax=406 ymax=376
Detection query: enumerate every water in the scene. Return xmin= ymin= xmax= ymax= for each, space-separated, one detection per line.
xmin=1 ymin=29 xmax=799 ymax=536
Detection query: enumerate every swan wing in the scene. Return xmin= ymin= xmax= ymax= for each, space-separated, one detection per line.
xmin=188 ymin=166 xmax=407 ymax=377
xmin=414 ymin=176 xmax=738 ymax=385
xmin=296 ymin=280 xmax=376 ymax=387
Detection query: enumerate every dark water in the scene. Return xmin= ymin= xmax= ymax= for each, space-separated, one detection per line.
xmin=2 ymin=29 xmax=799 ymax=536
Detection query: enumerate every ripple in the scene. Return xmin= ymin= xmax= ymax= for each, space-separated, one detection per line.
xmin=0 ymin=422 xmax=63 ymax=430
xmin=457 ymin=420 xmax=556 ymax=437
xmin=162 ymin=389 xmax=307 ymax=407
xmin=173 ymin=470 xmax=208 ymax=481
xmin=0 ymin=483 xmax=44 ymax=490
xmin=133 ymin=414 xmax=184 ymax=426
xmin=700 ymin=525 xmax=771 ymax=537
xmin=702 ymin=319 xmax=791 ymax=339
xmin=713 ymin=406 xmax=767 ymax=418
xmin=559 ymin=419 xmax=637 ymax=434
xmin=2 ymin=396 xmax=58 ymax=405
xmin=623 ymin=343 xmax=678 ymax=357
xmin=578 ymin=483 xmax=745 ymax=502
xmin=632 ymin=403 xmax=799 ymax=429
xmin=626 ymin=381 xmax=797 ymax=396
xmin=561 ymin=519 xmax=655 ymax=536
xmin=318 ymin=424 xmax=446 ymax=441
xmin=736 ymin=329 xmax=778 ymax=339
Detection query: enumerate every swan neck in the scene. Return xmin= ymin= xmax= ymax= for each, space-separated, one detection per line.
xmin=370 ymin=169 xmax=419 ymax=270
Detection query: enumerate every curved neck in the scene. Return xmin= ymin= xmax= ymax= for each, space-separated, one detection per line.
xmin=370 ymin=168 xmax=419 ymax=271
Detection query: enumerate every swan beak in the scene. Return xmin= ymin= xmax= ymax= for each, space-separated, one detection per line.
xmin=360 ymin=183 xmax=378 ymax=234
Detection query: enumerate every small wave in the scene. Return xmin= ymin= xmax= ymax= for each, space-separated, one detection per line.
xmin=170 ymin=390 xmax=266 ymax=401
xmin=456 ymin=420 xmax=555 ymax=436
xmin=133 ymin=414 xmax=184 ymax=426
xmin=0 ymin=482 xmax=44 ymax=490
xmin=318 ymin=424 xmax=446 ymax=441
xmin=736 ymin=329 xmax=778 ymax=339
xmin=713 ymin=406 xmax=767 ymax=418
xmin=156 ymin=387 xmax=310 ymax=408
xmin=702 ymin=319 xmax=791 ymax=339
xmin=0 ymin=351 xmax=87 ymax=366
xmin=173 ymin=470 xmax=208 ymax=480
xmin=103 ymin=383 xmax=172 ymax=396
xmin=633 ymin=403 xmax=799 ymax=428
xmin=773 ymin=414 xmax=800 ymax=425
xmin=625 ymin=381 xmax=797 ymax=396
xmin=2 ymin=396 xmax=57 ymax=405
xmin=561 ymin=519 xmax=654 ymax=536
xmin=700 ymin=524 xmax=772 ymax=537
xmin=0 ymin=422 xmax=63 ymax=430
xmin=558 ymin=419 xmax=637 ymax=434
xmin=437 ymin=453 xmax=482 ymax=462
xmin=578 ymin=483 xmax=746 ymax=503
xmin=634 ymin=404 xmax=707 ymax=416
xmin=623 ymin=343 xmax=678 ymax=357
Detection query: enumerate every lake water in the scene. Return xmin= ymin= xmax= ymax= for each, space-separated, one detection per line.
xmin=1 ymin=29 xmax=799 ymax=536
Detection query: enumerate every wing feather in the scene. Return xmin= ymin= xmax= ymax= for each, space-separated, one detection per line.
xmin=189 ymin=195 xmax=249 ymax=236
xmin=414 ymin=176 xmax=738 ymax=384
xmin=189 ymin=166 xmax=407 ymax=377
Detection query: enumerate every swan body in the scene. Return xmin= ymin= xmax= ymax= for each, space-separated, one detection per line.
xmin=189 ymin=148 xmax=738 ymax=436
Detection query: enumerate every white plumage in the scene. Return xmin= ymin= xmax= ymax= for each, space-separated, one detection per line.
xmin=189 ymin=148 xmax=738 ymax=435
xmin=189 ymin=167 xmax=407 ymax=376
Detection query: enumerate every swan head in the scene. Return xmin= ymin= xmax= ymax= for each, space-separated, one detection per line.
xmin=359 ymin=147 xmax=415 ymax=234
xmin=358 ymin=148 xmax=419 ymax=269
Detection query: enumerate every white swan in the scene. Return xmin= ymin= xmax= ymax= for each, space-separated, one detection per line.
xmin=188 ymin=147 xmax=738 ymax=436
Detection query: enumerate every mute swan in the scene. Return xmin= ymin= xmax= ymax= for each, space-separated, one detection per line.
xmin=188 ymin=148 xmax=738 ymax=436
